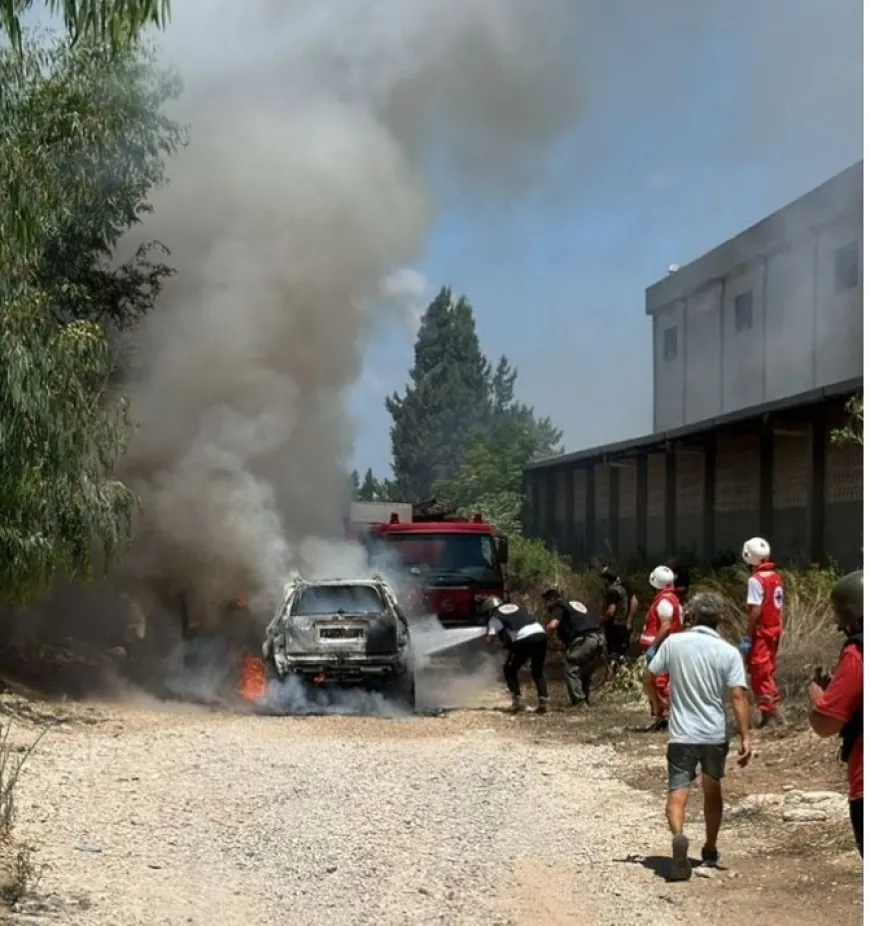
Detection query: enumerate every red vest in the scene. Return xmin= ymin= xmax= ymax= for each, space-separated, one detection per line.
xmin=640 ymin=589 xmax=683 ymax=647
xmin=752 ymin=561 xmax=784 ymax=631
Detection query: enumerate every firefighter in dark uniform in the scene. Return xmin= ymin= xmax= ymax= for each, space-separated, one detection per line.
xmin=542 ymin=588 xmax=605 ymax=706
xmin=482 ymin=596 xmax=549 ymax=714
xmin=668 ymin=558 xmax=691 ymax=605
xmin=600 ymin=567 xmax=636 ymax=667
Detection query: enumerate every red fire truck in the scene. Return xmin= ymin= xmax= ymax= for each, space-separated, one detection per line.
xmin=345 ymin=499 xmax=509 ymax=626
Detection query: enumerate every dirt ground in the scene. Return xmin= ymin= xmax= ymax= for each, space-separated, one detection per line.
xmin=516 ymin=681 xmax=864 ymax=926
xmin=0 ymin=663 xmax=863 ymax=926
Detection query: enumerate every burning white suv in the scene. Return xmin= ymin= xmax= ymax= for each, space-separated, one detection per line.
xmin=261 ymin=575 xmax=415 ymax=708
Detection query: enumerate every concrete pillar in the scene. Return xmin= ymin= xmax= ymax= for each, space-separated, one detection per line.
xmin=608 ymin=465 xmax=620 ymax=558
xmin=703 ymin=433 xmax=717 ymax=561
xmin=636 ymin=455 xmax=648 ymax=556
xmin=564 ymin=467 xmax=576 ymax=565
xmin=545 ymin=468 xmax=558 ymax=550
xmin=808 ymin=406 xmax=827 ymax=563
xmin=759 ymin=418 xmax=774 ymax=540
xmin=665 ymin=448 xmax=677 ymax=554
xmin=584 ymin=464 xmax=596 ymax=560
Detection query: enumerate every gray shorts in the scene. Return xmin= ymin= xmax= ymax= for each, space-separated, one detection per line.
xmin=666 ymin=742 xmax=729 ymax=792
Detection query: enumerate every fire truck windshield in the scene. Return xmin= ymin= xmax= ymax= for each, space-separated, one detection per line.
xmin=381 ymin=532 xmax=501 ymax=585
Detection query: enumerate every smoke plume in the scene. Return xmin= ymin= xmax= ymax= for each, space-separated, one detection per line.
xmin=115 ymin=0 xmax=585 ymax=622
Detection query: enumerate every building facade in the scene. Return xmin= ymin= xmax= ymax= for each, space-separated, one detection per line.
xmin=650 ymin=162 xmax=862 ymax=432
xmin=524 ymin=164 xmax=864 ymax=571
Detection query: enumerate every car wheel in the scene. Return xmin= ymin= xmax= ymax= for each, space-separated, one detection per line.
xmin=264 ymin=657 xmax=281 ymax=684
xmin=386 ymin=671 xmax=416 ymax=712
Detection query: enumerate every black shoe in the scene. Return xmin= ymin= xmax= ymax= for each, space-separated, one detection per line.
xmin=701 ymin=846 xmax=720 ymax=868
xmin=669 ymin=834 xmax=692 ymax=882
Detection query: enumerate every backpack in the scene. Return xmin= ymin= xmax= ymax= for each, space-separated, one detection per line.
xmin=839 ymin=632 xmax=863 ymax=763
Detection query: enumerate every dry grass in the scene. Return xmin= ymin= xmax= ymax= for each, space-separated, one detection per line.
xmin=509 ymin=539 xmax=844 ymax=710
xmin=0 ymin=717 xmax=45 ymax=910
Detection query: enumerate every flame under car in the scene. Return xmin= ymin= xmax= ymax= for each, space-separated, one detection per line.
xmin=261 ymin=576 xmax=415 ymax=708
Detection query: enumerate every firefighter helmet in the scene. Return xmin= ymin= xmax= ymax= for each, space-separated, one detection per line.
xmin=742 ymin=537 xmax=771 ymax=567
xmin=830 ymin=569 xmax=863 ymax=631
xmin=479 ymin=596 xmax=503 ymax=615
xmin=649 ymin=565 xmax=675 ymax=590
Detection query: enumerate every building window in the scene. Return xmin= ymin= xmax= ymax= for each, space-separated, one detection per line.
xmin=735 ymin=290 xmax=753 ymax=333
xmin=834 ymin=240 xmax=859 ymax=294
xmin=663 ymin=326 xmax=678 ymax=361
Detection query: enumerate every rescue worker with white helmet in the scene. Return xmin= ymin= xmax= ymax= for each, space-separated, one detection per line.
xmin=741 ymin=536 xmax=785 ymax=727
xmin=640 ymin=565 xmax=684 ymax=731
xmin=482 ymin=596 xmax=549 ymax=714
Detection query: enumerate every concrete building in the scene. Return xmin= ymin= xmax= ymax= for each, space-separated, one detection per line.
xmin=651 ymin=162 xmax=863 ymax=431
xmin=524 ymin=163 xmax=864 ymax=570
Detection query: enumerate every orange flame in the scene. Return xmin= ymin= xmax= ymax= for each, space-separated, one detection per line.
xmin=237 ymin=654 xmax=267 ymax=702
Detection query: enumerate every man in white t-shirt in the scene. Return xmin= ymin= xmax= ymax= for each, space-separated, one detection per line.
xmin=647 ymin=591 xmax=753 ymax=881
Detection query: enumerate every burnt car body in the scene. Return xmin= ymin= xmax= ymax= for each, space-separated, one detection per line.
xmin=261 ymin=576 xmax=415 ymax=707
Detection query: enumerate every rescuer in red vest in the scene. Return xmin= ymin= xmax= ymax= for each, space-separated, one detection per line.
xmin=640 ymin=565 xmax=684 ymax=731
xmin=739 ymin=537 xmax=785 ymax=727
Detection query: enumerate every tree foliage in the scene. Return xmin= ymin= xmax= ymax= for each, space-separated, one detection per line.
xmin=386 ymin=287 xmax=563 ymax=528
xmin=358 ymin=468 xmax=386 ymax=502
xmin=386 ymin=287 xmax=491 ymax=499
xmin=831 ymin=394 xmax=863 ymax=448
xmin=0 ymin=32 xmax=183 ymax=600
xmin=434 ymin=357 xmax=563 ymax=536
xmin=1 ymin=0 xmax=170 ymax=54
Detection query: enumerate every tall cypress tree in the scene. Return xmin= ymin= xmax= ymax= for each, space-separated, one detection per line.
xmin=489 ymin=354 xmax=563 ymax=459
xmin=386 ymin=287 xmax=491 ymax=499
xmin=358 ymin=468 xmax=384 ymax=501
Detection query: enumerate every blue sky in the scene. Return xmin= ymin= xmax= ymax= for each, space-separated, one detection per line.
xmin=350 ymin=0 xmax=863 ymax=478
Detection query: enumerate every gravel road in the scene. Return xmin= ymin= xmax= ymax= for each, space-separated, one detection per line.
xmin=7 ymin=700 xmax=719 ymax=926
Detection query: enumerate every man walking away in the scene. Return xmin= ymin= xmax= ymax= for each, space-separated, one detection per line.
xmin=647 ymin=591 xmax=753 ymax=881
xmin=808 ymin=569 xmax=863 ymax=856
xmin=600 ymin=567 xmax=638 ymax=667
xmin=740 ymin=537 xmax=785 ymax=727
xmin=542 ymin=588 xmax=605 ymax=707
xmin=640 ymin=565 xmax=684 ymax=731
xmin=482 ymin=597 xmax=549 ymax=714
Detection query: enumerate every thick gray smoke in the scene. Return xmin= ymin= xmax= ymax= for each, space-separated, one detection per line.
xmin=115 ymin=0 xmax=584 ymax=622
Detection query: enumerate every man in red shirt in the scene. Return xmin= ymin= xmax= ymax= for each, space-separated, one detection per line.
xmin=740 ymin=536 xmax=785 ymax=727
xmin=808 ymin=569 xmax=863 ymax=856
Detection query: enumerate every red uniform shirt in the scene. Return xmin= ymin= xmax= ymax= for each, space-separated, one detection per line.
xmin=640 ymin=589 xmax=683 ymax=648
xmin=815 ymin=643 xmax=863 ymax=801
xmin=749 ymin=561 xmax=785 ymax=632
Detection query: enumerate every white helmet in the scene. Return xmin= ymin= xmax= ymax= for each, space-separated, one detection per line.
xmin=649 ymin=565 xmax=675 ymax=590
xmin=742 ymin=537 xmax=771 ymax=567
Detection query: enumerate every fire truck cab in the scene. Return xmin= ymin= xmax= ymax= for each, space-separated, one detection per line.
xmin=345 ymin=499 xmax=509 ymax=627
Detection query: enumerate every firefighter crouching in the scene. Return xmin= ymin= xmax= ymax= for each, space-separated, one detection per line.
xmin=640 ymin=565 xmax=684 ymax=731
xmin=482 ymin=597 xmax=549 ymax=714
xmin=542 ymin=588 xmax=605 ymax=707
xmin=740 ymin=537 xmax=785 ymax=727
